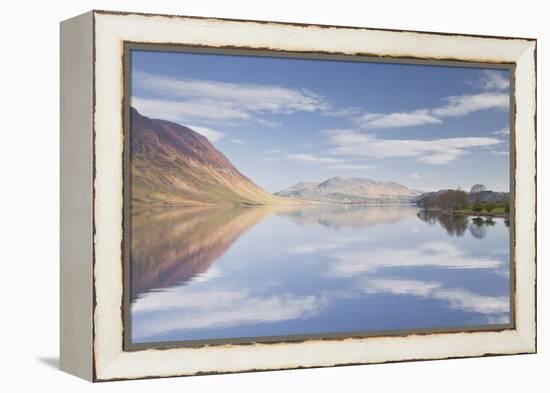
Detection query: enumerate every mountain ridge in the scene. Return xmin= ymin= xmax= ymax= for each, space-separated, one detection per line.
xmin=276 ymin=177 xmax=422 ymax=204
xmin=130 ymin=107 xmax=291 ymax=206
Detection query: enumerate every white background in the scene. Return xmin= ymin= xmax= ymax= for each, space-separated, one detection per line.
xmin=0 ymin=0 xmax=545 ymax=391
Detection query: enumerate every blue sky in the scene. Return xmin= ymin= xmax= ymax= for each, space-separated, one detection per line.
xmin=131 ymin=49 xmax=510 ymax=193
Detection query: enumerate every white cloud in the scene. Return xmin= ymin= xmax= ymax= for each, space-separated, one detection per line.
xmin=287 ymin=153 xmax=374 ymax=169
xmin=287 ymin=153 xmax=346 ymax=165
xmin=479 ymin=70 xmax=510 ymax=91
xmin=325 ymin=164 xmax=376 ymax=170
xmin=354 ymin=92 xmax=509 ymax=129
xmin=132 ymin=96 xmax=250 ymax=123
xmin=485 ymin=315 xmax=511 ymax=324
xmin=132 ymin=286 xmax=323 ymax=340
xmin=410 ymin=173 xmax=420 ymax=179
xmin=328 ymin=241 xmax=502 ymax=278
xmin=191 ymin=268 xmax=223 ymax=283
xmin=356 ymin=110 xmax=441 ymax=129
xmin=230 ymin=139 xmax=245 ymax=144
xmin=288 ymin=242 xmax=344 ymax=255
xmin=133 ymin=288 xmax=246 ymax=313
xmin=288 ymin=236 xmax=374 ymax=256
xmin=434 ymin=288 xmax=509 ymax=314
xmin=322 ymin=107 xmax=362 ymax=117
xmin=257 ymin=118 xmax=282 ymax=128
xmin=363 ymin=279 xmax=442 ymax=297
xmin=492 ymin=127 xmax=510 ymax=136
xmin=432 ymin=92 xmax=509 ymax=117
xmin=326 ymin=129 xmax=501 ymax=165
xmin=361 ymin=278 xmax=509 ymax=315
xmin=265 ymin=149 xmax=283 ymax=154
xmin=487 ymin=128 xmax=509 ymax=156
xmin=132 ymin=71 xmax=327 ymax=124
xmin=418 ymin=150 xmax=464 ymax=164
xmin=187 ymin=125 xmax=225 ymax=142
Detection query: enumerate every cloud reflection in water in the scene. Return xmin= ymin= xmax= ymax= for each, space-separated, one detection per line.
xmin=131 ymin=205 xmax=510 ymax=343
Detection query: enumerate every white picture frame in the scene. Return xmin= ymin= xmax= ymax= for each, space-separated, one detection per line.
xmin=60 ymin=10 xmax=536 ymax=382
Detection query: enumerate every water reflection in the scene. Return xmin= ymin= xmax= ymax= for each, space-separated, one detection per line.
xmin=415 ymin=210 xmax=499 ymax=240
xmin=469 ymin=216 xmax=497 ymax=239
xmin=326 ymin=241 xmax=502 ymax=278
xmin=416 ymin=210 xmax=469 ymax=237
xmin=131 ymin=204 xmax=419 ymax=299
xmin=130 ymin=204 xmax=510 ymax=344
xmin=280 ymin=204 xmax=417 ymax=229
xmin=131 ymin=206 xmax=276 ymax=300
xmin=361 ymin=278 xmax=509 ymax=315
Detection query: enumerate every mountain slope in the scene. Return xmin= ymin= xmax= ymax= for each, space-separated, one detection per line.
xmin=130 ymin=107 xmax=285 ymax=206
xmin=276 ymin=176 xmax=421 ymax=204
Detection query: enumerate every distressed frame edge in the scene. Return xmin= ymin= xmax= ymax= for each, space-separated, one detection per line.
xmin=91 ymin=11 xmax=537 ymax=381
xmin=512 ymin=40 xmax=537 ymax=353
xmin=91 ymin=8 xmax=537 ymax=42
xmin=59 ymin=11 xmax=95 ymax=381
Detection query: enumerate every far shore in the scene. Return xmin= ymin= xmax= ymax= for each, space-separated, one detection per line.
xmin=131 ymin=200 xmax=422 ymax=210
xmin=421 ymin=206 xmax=509 ymax=218
xmin=131 ymin=199 xmax=509 ymax=219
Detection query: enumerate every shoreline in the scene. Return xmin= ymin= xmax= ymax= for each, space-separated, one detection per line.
xmin=132 ymin=200 xmax=420 ymax=210
xmin=132 ymin=201 xmax=509 ymax=219
xmin=420 ymin=207 xmax=509 ymax=218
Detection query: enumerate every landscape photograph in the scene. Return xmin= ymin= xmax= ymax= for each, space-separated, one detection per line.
xmin=127 ymin=49 xmax=512 ymax=346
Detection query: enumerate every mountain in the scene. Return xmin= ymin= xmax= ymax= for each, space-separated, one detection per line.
xmin=275 ymin=176 xmax=421 ymax=204
xmin=130 ymin=107 xmax=287 ymax=206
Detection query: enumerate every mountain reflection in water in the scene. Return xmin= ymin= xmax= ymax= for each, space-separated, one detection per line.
xmin=130 ymin=204 xmax=510 ymax=344
xmin=131 ymin=206 xmax=277 ymax=300
xmin=279 ymin=204 xmax=417 ymax=229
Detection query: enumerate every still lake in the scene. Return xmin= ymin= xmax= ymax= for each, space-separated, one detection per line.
xmin=130 ymin=204 xmax=511 ymax=345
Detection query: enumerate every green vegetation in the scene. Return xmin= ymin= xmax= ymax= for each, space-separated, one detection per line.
xmin=417 ymin=189 xmax=468 ymax=212
xmin=458 ymin=202 xmax=509 ymax=216
xmin=417 ymin=183 xmax=510 ymax=218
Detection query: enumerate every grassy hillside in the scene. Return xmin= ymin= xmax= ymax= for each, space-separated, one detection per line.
xmin=130 ymin=108 xmax=292 ymax=207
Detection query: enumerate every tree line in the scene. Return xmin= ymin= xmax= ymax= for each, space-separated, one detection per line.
xmin=417 ymin=184 xmax=510 ymax=215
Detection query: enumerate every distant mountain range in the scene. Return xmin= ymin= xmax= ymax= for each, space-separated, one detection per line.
xmin=131 ymin=108 xmax=424 ymax=206
xmin=131 ymin=107 xmax=287 ymax=206
xmin=276 ymin=177 xmax=422 ymax=204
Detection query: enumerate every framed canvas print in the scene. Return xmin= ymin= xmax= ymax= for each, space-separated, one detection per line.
xmin=60 ymin=10 xmax=537 ymax=382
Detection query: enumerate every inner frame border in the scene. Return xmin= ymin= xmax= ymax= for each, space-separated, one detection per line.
xmin=121 ymin=42 xmax=517 ymax=352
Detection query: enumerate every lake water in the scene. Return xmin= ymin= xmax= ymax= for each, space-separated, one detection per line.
xmin=129 ymin=204 xmax=511 ymax=345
